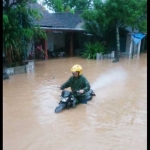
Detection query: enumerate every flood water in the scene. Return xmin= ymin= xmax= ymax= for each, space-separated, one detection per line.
xmin=3 ymin=54 xmax=147 ymax=150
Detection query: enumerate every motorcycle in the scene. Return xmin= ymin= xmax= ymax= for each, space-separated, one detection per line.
xmin=55 ymin=89 xmax=96 ymax=113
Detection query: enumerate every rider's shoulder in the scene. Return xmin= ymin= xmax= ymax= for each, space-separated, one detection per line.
xmin=69 ymin=76 xmax=74 ymax=80
xmin=79 ymin=75 xmax=86 ymax=79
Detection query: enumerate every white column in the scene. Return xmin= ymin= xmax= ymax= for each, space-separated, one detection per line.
xmin=129 ymin=38 xmax=133 ymax=58
xmin=137 ymin=40 xmax=141 ymax=55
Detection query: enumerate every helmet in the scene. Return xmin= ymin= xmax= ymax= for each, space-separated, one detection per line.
xmin=71 ymin=64 xmax=82 ymax=75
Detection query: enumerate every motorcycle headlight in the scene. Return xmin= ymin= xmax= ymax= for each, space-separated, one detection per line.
xmin=61 ymin=97 xmax=68 ymax=102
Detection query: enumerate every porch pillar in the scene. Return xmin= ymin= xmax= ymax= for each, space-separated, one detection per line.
xmin=44 ymin=32 xmax=48 ymax=59
xmin=129 ymin=37 xmax=133 ymax=58
xmin=137 ymin=40 xmax=141 ymax=55
xmin=70 ymin=33 xmax=73 ymax=57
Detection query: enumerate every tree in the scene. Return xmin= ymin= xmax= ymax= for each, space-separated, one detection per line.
xmin=3 ymin=0 xmax=46 ymax=67
xmin=104 ymin=0 xmax=147 ymax=62
xmin=43 ymin=0 xmax=93 ymax=12
xmin=82 ymin=0 xmax=147 ymax=62
xmin=81 ymin=1 xmax=117 ymax=53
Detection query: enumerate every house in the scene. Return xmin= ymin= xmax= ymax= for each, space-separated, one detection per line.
xmin=28 ymin=3 xmax=87 ymax=59
xmin=28 ymin=3 xmax=147 ymax=59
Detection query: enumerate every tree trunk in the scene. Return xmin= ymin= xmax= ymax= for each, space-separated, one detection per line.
xmin=113 ymin=25 xmax=120 ymax=62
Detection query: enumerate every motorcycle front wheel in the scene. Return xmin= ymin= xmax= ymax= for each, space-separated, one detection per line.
xmin=55 ymin=103 xmax=66 ymax=113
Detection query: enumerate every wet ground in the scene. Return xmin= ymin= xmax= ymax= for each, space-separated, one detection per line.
xmin=3 ymin=54 xmax=147 ymax=150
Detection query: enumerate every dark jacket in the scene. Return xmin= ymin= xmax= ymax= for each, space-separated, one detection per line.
xmin=61 ymin=75 xmax=90 ymax=98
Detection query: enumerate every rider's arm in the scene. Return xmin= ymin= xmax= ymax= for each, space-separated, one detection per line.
xmin=61 ymin=76 xmax=72 ymax=89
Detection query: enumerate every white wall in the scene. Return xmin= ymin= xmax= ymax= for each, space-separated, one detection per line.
xmin=47 ymin=32 xmax=65 ymax=51
xmin=27 ymin=31 xmax=65 ymax=56
xmin=53 ymin=33 xmax=65 ymax=50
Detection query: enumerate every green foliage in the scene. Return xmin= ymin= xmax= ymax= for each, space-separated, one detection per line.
xmin=3 ymin=0 xmax=46 ymax=66
xmin=82 ymin=9 xmax=99 ymax=21
xmin=81 ymin=42 xmax=106 ymax=59
xmin=43 ymin=0 xmax=64 ymax=12
xmin=3 ymin=14 xmax=9 ymax=25
xmin=43 ymin=0 xmax=93 ymax=12
xmin=104 ymin=0 xmax=147 ymax=32
xmin=81 ymin=0 xmax=147 ymax=61
xmin=33 ymin=26 xmax=47 ymax=41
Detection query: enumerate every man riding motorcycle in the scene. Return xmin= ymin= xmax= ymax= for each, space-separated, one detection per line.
xmin=60 ymin=64 xmax=91 ymax=107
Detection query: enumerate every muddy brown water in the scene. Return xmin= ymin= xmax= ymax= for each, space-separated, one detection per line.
xmin=3 ymin=54 xmax=147 ymax=150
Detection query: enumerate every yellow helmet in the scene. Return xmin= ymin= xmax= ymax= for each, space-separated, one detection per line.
xmin=71 ymin=64 xmax=82 ymax=75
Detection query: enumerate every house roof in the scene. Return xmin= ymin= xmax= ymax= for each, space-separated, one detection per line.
xmin=30 ymin=3 xmax=85 ymax=31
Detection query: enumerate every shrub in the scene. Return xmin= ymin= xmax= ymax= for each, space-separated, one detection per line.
xmin=81 ymin=42 xmax=106 ymax=59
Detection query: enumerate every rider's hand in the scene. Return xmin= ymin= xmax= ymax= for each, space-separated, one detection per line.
xmin=78 ymin=89 xmax=84 ymax=93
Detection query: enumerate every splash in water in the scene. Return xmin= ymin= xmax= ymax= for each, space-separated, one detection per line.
xmin=91 ymin=66 xmax=127 ymax=91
